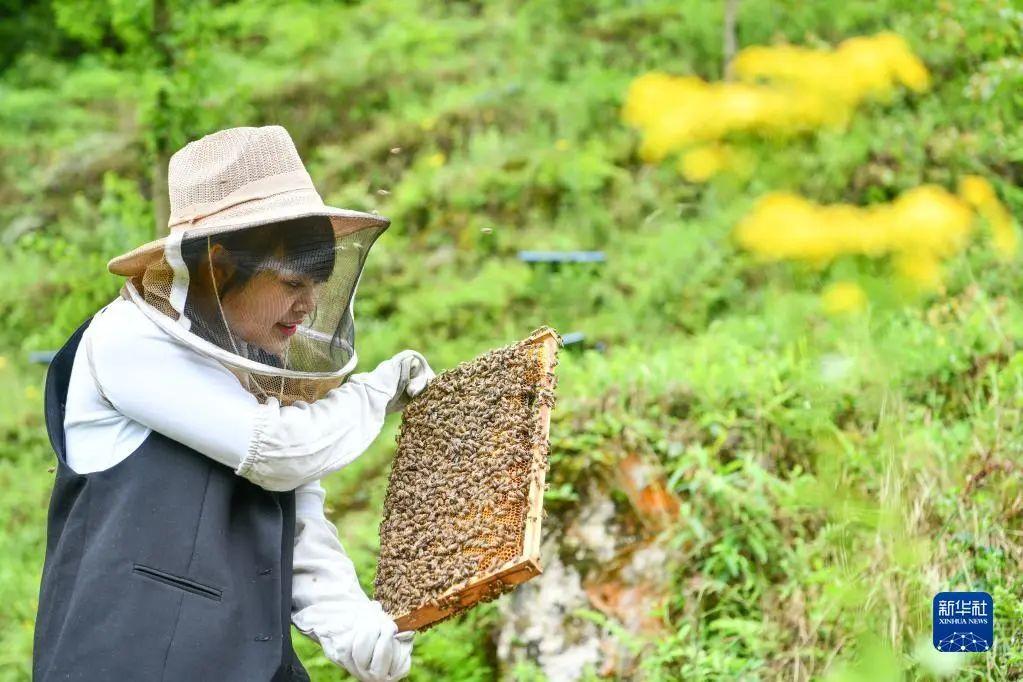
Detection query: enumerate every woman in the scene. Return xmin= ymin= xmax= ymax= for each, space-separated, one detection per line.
xmin=33 ymin=126 xmax=431 ymax=681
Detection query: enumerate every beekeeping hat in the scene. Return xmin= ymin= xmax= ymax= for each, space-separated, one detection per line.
xmin=110 ymin=125 xmax=389 ymax=404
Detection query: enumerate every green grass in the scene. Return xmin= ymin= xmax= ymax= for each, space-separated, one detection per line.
xmin=2 ymin=0 xmax=1023 ymax=679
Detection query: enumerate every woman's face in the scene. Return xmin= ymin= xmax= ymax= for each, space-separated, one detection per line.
xmin=216 ymin=250 xmax=323 ymax=357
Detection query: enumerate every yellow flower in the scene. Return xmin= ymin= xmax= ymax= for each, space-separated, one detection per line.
xmin=821 ymin=282 xmax=867 ymax=315
xmin=0 ymin=356 xmax=7 ymax=371
xmin=886 ymin=185 xmax=974 ymax=257
xmin=426 ymin=152 xmax=446 ymax=168
xmin=624 ymin=32 xmax=929 ymax=165
xmin=733 ymin=185 xmax=989 ymax=291
xmin=679 ymin=144 xmax=730 ymax=182
xmin=554 ymin=139 xmax=571 ymax=151
xmin=420 ymin=116 xmax=437 ymax=131
xmin=958 ymin=175 xmax=996 ymax=207
xmin=733 ymin=32 xmax=930 ymax=102
xmin=893 ymin=252 xmax=943 ymax=290
xmin=25 ymin=385 xmax=40 ymax=401
xmin=958 ymin=175 xmax=1018 ymax=259
xmin=734 ymin=187 xmax=974 ymax=269
xmin=989 ymin=210 xmax=1019 ymax=259
xmin=875 ymin=32 xmax=930 ymax=92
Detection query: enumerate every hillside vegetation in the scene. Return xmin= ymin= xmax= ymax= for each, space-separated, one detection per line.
xmin=2 ymin=1 xmax=1023 ymax=680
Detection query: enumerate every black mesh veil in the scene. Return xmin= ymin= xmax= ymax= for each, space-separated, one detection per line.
xmin=122 ymin=214 xmax=386 ymax=404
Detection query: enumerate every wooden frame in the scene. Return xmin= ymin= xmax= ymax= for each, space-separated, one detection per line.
xmin=389 ymin=329 xmax=560 ymax=632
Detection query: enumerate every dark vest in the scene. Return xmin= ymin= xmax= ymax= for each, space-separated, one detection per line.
xmin=33 ymin=319 xmax=310 ymax=682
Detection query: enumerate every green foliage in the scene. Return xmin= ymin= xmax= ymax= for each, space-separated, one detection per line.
xmin=2 ymin=0 xmax=1023 ymax=680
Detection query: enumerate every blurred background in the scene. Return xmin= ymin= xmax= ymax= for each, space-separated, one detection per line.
xmin=1 ymin=0 xmax=1022 ymax=679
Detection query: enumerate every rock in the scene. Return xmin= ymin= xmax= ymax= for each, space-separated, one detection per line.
xmin=497 ymin=540 xmax=602 ymax=682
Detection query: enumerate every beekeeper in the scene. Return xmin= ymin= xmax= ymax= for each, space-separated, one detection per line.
xmin=33 ymin=125 xmax=432 ymax=682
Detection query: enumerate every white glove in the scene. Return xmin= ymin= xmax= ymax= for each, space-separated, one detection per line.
xmin=373 ymin=350 xmax=435 ymax=414
xmin=320 ymin=601 xmax=414 ymax=681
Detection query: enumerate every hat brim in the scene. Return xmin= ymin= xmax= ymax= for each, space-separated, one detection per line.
xmin=108 ymin=205 xmax=390 ymax=277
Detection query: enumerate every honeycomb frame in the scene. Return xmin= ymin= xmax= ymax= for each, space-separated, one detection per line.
xmin=375 ymin=328 xmax=560 ymax=632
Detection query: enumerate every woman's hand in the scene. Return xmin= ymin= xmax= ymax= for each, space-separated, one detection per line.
xmin=321 ymin=601 xmax=413 ymax=681
xmin=374 ymin=350 xmax=436 ymax=414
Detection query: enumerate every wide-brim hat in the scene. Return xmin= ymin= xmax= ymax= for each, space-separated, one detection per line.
xmin=107 ymin=125 xmax=389 ymax=277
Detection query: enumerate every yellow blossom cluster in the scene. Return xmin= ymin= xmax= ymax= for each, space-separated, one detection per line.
xmin=959 ymin=175 xmax=1018 ymax=259
xmin=622 ymin=32 xmax=929 ymax=165
xmin=734 ymin=178 xmax=1017 ymax=291
xmin=821 ymin=281 xmax=867 ymax=315
xmin=732 ymin=32 xmax=929 ymax=103
xmin=679 ymin=143 xmax=738 ymax=183
xmin=622 ymin=73 xmax=837 ymax=162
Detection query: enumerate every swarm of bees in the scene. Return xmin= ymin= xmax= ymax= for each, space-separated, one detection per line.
xmin=375 ymin=328 xmax=560 ymax=628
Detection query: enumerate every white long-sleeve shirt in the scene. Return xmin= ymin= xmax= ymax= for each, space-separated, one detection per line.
xmin=63 ymin=296 xmax=396 ymax=649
